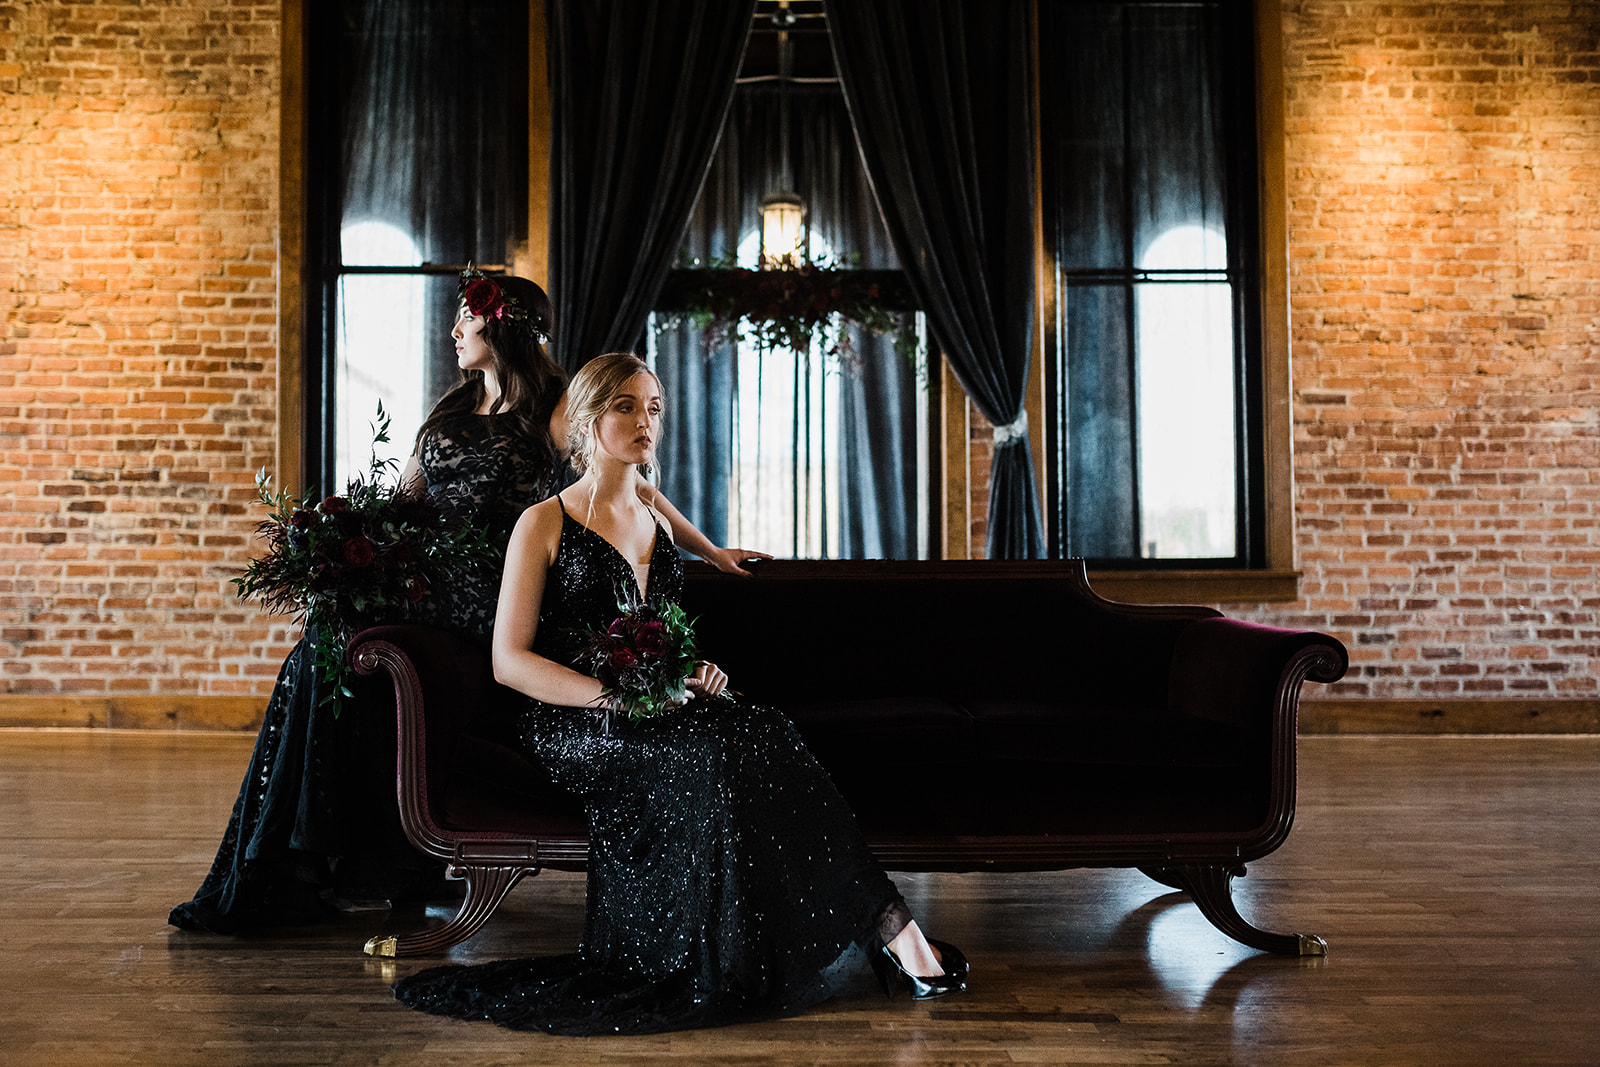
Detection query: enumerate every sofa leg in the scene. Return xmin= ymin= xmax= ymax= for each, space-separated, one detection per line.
xmin=363 ymin=865 xmax=532 ymax=958
xmin=1139 ymin=864 xmax=1327 ymax=957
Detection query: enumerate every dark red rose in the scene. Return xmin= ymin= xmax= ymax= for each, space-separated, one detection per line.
xmin=867 ymin=283 xmax=881 ymax=299
xmin=405 ymin=576 xmax=428 ymax=604
xmin=635 ymin=620 xmax=667 ymax=656
xmin=320 ymin=495 xmax=348 ymax=514
xmin=607 ymin=617 xmax=630 ymax=638
xmin=342 ymin=536 xmax=375 ymax=567
xmin=462 ymin=277 xmax=504 ymax=319
xmin=608 ymin=646 xmax=639 ymax=670
xmin=290 ymin=509 xmax=316 ymax=529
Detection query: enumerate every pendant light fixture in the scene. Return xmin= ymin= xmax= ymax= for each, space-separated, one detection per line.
xmin=759 ymin=2 xmax=804 ymax=269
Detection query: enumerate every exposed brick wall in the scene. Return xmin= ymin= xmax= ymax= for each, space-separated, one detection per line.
xmin=1256 ymin=0 xmax=1600 ymax=698
xmin=0 ymin=0 xmax=290 ymax=700
xmin=968 ymin=402 xmax=992 ymax=559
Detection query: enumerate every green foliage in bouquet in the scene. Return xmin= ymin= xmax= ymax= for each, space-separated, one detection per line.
xmin=233 ymin=404 xmax=493 ymax=714
xmin=575 ymin=597 xmax=701 ymax=725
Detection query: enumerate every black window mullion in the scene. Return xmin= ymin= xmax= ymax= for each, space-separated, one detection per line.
xmin=1119 ymin=11 xmax=1143 ymax=560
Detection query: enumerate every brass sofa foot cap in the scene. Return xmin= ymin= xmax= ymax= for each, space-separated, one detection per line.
xmin=1299 ymin=934 xmax=1328 ymax=957
xmin=365 ymin=935 xmax=398 ymax=957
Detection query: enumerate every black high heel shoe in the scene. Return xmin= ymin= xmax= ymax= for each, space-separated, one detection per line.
xmin=870 ymin=941 xmax=969 ymax=1001
xmin=927 ymin=938 xmax=969 ymax=980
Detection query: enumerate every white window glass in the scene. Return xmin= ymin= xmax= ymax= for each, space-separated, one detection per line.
xmin=1134 ymin=225 xmax=1236 ymax=559
xmin=334 ymin=222 xmax=427 ymax=488
xmin=723 ymin=227 xmax=844 ymax=557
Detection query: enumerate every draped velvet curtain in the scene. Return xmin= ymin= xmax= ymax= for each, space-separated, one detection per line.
xmin=652 ymin=86 xmax=919 ymax=558
xmin=340 ymin=0 xmax=524 ymax=271
xmin=547 ymin=0 xmax=757 ymax=371
xmin=824 ymin=0 xmax=1045 ymax=559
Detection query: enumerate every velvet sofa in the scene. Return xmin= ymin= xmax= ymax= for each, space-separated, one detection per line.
xmin=353 ymin=560 xmax=1347 ymax=959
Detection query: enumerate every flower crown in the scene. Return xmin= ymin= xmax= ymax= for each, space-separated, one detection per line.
xmin=458 ymin=268 xmax=549 ymax=345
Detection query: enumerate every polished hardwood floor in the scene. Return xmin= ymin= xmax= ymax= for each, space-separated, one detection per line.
xmin=0 ymin=730 xmax=1595 ymax=1065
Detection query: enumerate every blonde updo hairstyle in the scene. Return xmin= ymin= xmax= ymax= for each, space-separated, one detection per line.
xmin=565 ymin=351 xmax=660 ymax=476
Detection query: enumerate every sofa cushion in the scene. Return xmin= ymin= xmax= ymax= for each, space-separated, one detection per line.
xmin=964 ymin=761 xmax=1271 ymax=838
xmin=442 ymin=733 xmax=587 ymax=837
xmin=785 ymin=697 xmax=973 ymax=760
xmin=965 ymin=698 xmax=1252 ymax=769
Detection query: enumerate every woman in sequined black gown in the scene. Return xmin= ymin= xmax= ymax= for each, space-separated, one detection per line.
xmin=392 ymin=353 xmax=967 ymax=1035
xmin=170 ymin=279 xmax=764 ymax=935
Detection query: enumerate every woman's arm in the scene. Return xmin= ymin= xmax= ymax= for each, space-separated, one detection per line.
xmin=640 ymin=477 xmax=773 ymax=576
xmin=491 ymin=502 xmax=610 ymax=708
xmin=399 ymin=453 xmax=425 ymax=496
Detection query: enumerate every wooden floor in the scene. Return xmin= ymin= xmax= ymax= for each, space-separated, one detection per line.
xmin=1 ymin=732 xmax=1596 ymax=1066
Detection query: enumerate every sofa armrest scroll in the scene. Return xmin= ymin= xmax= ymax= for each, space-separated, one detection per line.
xmin=1168 ymin=617 xmax=1349 ymax=730
xmin=350 ymin=625 xmax=494 ymax=862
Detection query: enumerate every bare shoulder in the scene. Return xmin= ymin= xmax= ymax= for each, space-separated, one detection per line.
xmin=652 ymin=504 xmax=676 ymax=546
xmin=632 ymin=470 xmax=675 ymax=545
xmin=510 ymin=496 xmax=566 ymax=561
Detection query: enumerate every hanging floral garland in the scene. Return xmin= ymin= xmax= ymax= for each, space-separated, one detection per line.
xmin=657 ymin=255 xmax=920 ymax=369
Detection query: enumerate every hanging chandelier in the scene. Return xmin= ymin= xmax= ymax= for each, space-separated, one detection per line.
xmin=759 ymin=2 xmax=804 ymax=269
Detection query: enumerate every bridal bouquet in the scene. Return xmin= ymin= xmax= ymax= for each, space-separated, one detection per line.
xmin=233 ymin=404 xmax=491 ymax=714
xmin=575 ymin=598 xmax=700 ymax=724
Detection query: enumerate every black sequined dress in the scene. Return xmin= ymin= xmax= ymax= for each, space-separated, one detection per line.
xmin=169 ymin=414 xmax=564 ymax=933
xmin=392 ymin=504 xmax=909 ymax=1035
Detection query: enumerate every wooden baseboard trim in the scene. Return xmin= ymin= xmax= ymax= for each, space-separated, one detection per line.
xmin=3 ymin=695 xmax=1596 ymax=736
xmin=0 ymin=695 xmax=264 ymax=732
xmin=1300 ymin=699 xmax=1600 ymax=735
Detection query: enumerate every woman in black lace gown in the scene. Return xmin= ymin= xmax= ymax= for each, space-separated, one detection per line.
xmin=171 ymin=278 xmax=764 ymax=934
xmin=392 ymin=353 xmax=966 ymax=1035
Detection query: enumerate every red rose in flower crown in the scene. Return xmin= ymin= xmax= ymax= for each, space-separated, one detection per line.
xmin=457 ymin=267 xmax=544 ymax=342
xmin=462 ymin=277 xmax=506 ymax=320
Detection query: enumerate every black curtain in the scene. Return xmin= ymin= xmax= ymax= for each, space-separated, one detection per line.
xmin=653 ymin=85 xmax=918 ymax=558
xmin=548 ymin=0 xmax=757 ymax=371
xmin=825 ymin=0 xmax=1044 ymax=559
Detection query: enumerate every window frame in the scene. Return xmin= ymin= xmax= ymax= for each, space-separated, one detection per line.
xmin=1032 ymin=0 xmax=1296 ymax=602
xmin=278 ymin=0 xmax=547 ymax=499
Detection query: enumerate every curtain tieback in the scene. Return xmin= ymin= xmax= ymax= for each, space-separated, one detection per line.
xmin=993 ymin=411 xmax=1029 ymax=447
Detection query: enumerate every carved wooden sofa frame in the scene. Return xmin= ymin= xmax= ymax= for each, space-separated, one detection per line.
xmin=353 ymin=560 xmax=1347 ymax=960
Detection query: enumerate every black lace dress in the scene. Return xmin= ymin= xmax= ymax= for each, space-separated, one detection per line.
xmin=392 ymin=505 xmax=910 ymax=1035
xmin=169 ymin=414 xmax=564 ymax=933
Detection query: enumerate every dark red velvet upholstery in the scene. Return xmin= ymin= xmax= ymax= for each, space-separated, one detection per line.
xmin=353 ymin=559 xmax=1347 ymax=958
